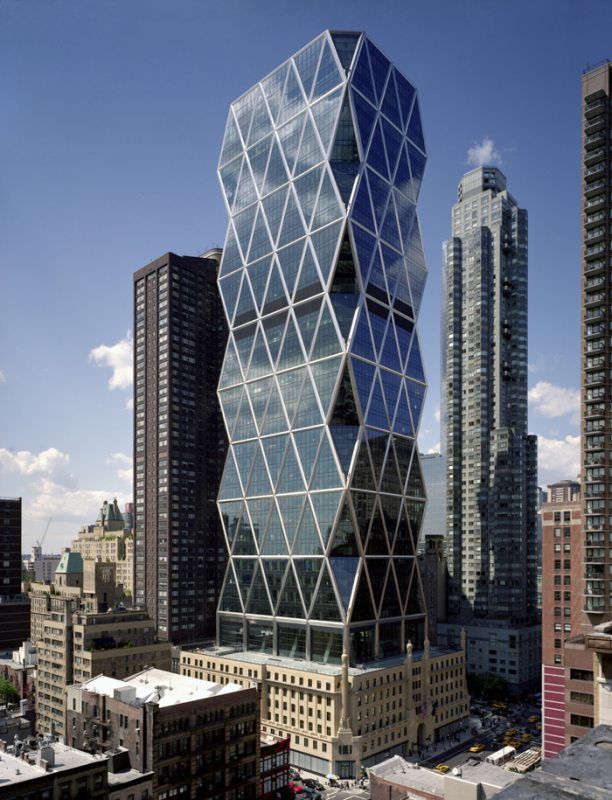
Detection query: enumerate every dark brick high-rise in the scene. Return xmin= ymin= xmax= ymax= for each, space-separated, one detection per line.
xmin=133 ymin=251 xmax=227 ymax=643
xmin=0 ymin=497 xmax=30 ymax=647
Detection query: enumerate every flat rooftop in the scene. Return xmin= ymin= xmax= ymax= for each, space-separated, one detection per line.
xmin=80 ymin=667 xmax=244 ymax=707
xmin=0 ymin=742 xmax=105 ymax=786
xmin=189 ymin=644 xmax=460 ymax=678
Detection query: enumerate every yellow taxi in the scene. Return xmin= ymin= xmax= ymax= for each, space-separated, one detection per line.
xmin=536 ymin=723 xmax=542 ymax=731
xmin=521 ymin=734 xmax=532 ymax=744
xmin=433 ymin=764 xmax=450 ymax=774
xmin=506 ymin=728 xmax=517 ymax=737
xmin=528 ymin=715 xmax=539 ymax=724
xmin=469 ymin=743 xmax=486 ymax=753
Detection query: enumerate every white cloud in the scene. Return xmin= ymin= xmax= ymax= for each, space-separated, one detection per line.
xmin=434 ymin=406 xmax=440 ymax=423
xmin=467 ymin=137 xmax=502 ymax=167
xmin=125 ymin=397 xmax=134 ymax=411
xmin=0 ymin=370 xmax=5 ymax=384
xmin=427 ymin=443 xmax=441 ymax=455
xmin=537 ymin=434 xmax=580 ymax=485
xmin=0 ymin=447 xmax=75 ymax=487
xmin=528 ymin=381 xmax=579 ymax=420
xmin=107 ymin=452 xmax=133 ymax=484
xmin=89 ymin=332 xmax=133 ymax=390
xmin=26 ymin=478 xmax=129 ymax=534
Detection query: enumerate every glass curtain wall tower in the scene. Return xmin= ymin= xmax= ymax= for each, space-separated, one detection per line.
xmin=216 ymin=30 xmax=428 ymax=666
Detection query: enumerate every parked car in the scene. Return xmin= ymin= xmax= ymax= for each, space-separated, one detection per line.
xmin=303 ymin=780 xmax=324 ymax=792
xmin=433 ymin=764 xmax=450 ymax=774
xmin=289 ymin=770 xmax=301 ymax=781
xmin=469 ymin=743 xmax=486 ymax=753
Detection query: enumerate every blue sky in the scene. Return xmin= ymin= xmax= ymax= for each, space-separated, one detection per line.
xmin=0 ymin=0 xmax=607 ymax=551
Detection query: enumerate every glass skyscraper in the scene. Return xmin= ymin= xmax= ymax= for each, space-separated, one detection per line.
xmin=215 ymin=30 xmax=428 ymax=667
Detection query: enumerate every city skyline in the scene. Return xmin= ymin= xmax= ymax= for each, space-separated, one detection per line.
xmin=2 ymin=0 xmax=610 ymax=551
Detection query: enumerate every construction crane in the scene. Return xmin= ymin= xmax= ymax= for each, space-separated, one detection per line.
xmin=35 ymin=517 xmax=52 ymax=552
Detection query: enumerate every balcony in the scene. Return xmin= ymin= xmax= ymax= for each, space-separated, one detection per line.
xmin=585 ymin=99 xmax=607 ymax=118
xmin=585 ymin=130 xmax=607 ymax=149
xmin=585 ymin=179 xmax=606 ymax=197
xmin=585 ymin=163 xmax=606 ymax=181
xmin=585 ymin=116 xmax=606 ymax=136
xmin=585 ymin=147 xmax=606 ymax=167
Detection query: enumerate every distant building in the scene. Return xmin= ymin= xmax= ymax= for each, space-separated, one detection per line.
xmin=123 ymin=502 xmax=134 ymax=533
xmin=67 ymin=668 xmax=260 ymax=800
xmin=0 ymin=640 xmax=37 ymax=702
xmin=23 ymin=546 xmax=61 ymax=583
xmin=546 ymin=480 xmax=579 ymax=504
xmin=260 ymin=733 xmax=290 ymax=800
xmin=133 ymin=251 xmax=227 ymax=644
xmin=71 ymin=499 xmax=134 ymax=597
xmin=419 ymin=453 xmax=446 ymax=553
xmin=0 ymin=497 xmax=30 ymax=648
xmin=418 ymin=534 xmax=447 ymax=643
xmin=29 ymin=552 xmax=170 ymax=741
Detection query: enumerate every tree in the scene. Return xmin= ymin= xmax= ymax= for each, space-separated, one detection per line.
xmin=0 ymin=677 xmax=20 ymax=704
xmin=467 ymin=672 xmax=508 ymax=701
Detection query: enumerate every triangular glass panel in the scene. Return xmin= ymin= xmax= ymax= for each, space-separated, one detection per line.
xmin=248 ymin=87 xmax=273 ymax=146
xmin=246 ymin=442 xmax=273 ymax=496
xmin=393 ymin=382 xmax=413 ymax=437
xmin=311 ymin=169 xmax=343 ymax=230
xmin=407 ymin=334 xmax=425 ymax=383
xmin=247 ymin=323 xmax=273 ymax=380
xmin=394 ymin=502 xmax=413 ymax=556
xmin=233 ymin=512 xmax=257 ymax=555
xmin=310 ymin=564 xmax=341 ymax=621
xmin=277 ymin=493 xmax=305 ymax=542
xmin=393 ymin=264 xmax=414 ymax=321
xmin=262 ymin=379 xmax=289 ymax=435
xmin=294 ymin=244 xmax=323 ymax=302
xmin=407 ymin=141 xmax=426 ymax=202
xmin=293 ymin=428 xmax=323 ymax=485
xmin=380 ymin=437 xmax=402 ymax=495
xmin=394 ymin=189 xmax=416 ymax=254
xmin=393 ymin=557 xmax=412 ymax=606
xmin=351 ymin=306 xmax=376 ymax=361
xmin=367 ymin=299 xmax=388 ymax=357
xmin=294 ymin=558 xmax=322 ymax=613
xmin=351 ymin=88 xmax=377 ymax=156
xmin=312 ymin=39 xmax=342 ymax=99
xmin=262 ymin=434 xmax=288 ymax=489
xmin=247 ymin=563 xmax=273 ymax=614
xmin=365 ymin=558 xmax=387 ymax=613
xmin=219 ymin=270 xmax=242 ymax=324
xmin=263 ymin=138 xmax=289 ymax=195
xmin=351 ymin=223 xmax=377 ymax=285
xmin=394 ymin=313 xmax=414 ymax=370
xmin=379 ymin=565 xmax=402 ymax=618
xmin=407 ymin=96 xmax=425 ymax=153
xmin=381 ymin=243 xmax=403 ymax=301
xmin=331 ymin=32 xmax=360 ymax=72
xmin=277 ymin=239 xmax=306 ymax=299
xmin=310 ymin=490 xmax=342 ymax=546
xmin=351 ymin=174 xmax=376 ymax=234
xmin=395 ymin=437 xmax=414 ymax=493
xmin=394 ymin=145 xmax=411 ymax=199
xmin=311 ymin=301 xmax=342 ymax=360
xmin=365 ymin=372 xmax=389 ymax=431
xmin=233 ymin=439 xmax=258 ymax=490
xmin=294 ymin=36 xmax=323 ymax=99
xmin=394 ymin=71 xmax=415 ymax=131
xmin=262 ymin=259 xmax=288 ymax=315
xmin=277 ymin=439 xmax=306 ymax=493
xmin=219 ymin=564 xmax=242 ymax=612
xmin=351 ymin=41 xmax=376 ymax=104
xmin=406 ymin=564 xmax=424 ymax=615
xmin=248 ymin=256 xmax=271 ymax=313
xmin=380 ymin=194 xmax=402 ymax=252
xmin=366 ymin=120 xmax=389 ymax=181
xmin=330 ymin=424 xmax=359 ymax=475
xmin=294 ymin=298 xmax=321 ymax=356
xmin=406 ymin=254 xmax=427 ymax=318
xmin=261 ymin=63 xmax=289 ymax=123
xmin=406 ymin=379 xmax=425 ymax=432
xmin=331 ymin=294 xmax=357 ymax=341
xmin=294 ymin=166 xmax=323 ymax=229
xmin=277 ymin=367 xmax=305 ymax=426
xmin=277 ymin=564 xmax=306 ymax=618
xmin=262 ymin=560 xmax=287 ymax=611
xmin=368 ymin=430 xmax=389 ymax=488
xmin=234 ymin=272 xmax=258 ymax=326
xmin=247 ymin=377 xmax=272 ymax=431
xmin=367 ymin=168 xmax=390 ymax=233
xmin=234 ymin=323 xmax=256 ymax=376
xmin=330 ymin=556 xmax=359 ymax=613
xmin=351 ymin=490 xmax=375 ymax=543
xmin=219 ymin=154 xmax=243 ymax=211
xmin=329 ymin=231 xmax=359 ymax=339
xmin=262 ymin=186 xmax=289 ymax=246
xmin=277 ymin=189 xmax=306 ymax=248
xmin=293 ymin=501 xmax=323 ymax=555
xmin=261 ymin=501 xmax=287 ymax=555
xmin=219 ymin=449 xmax=242 ymax=500
xmin=330 ymin=96 xmax=360 ymax=204
xmin=407 ymin=498 xmax=425 ymax=548
xmin=310 ymin=356 xmax=342 ymax=416
xmin=234 ymin=87 xmax=256 ymax=142
xmin=328 ymin=500 xmax=359 ymax=556
xmin=293 ymin=372 xmax=322 ymax=428
xmin=365 ymin=500 xmax=389 ymax=555
xmin=246 ymin=497 xmax=272 ymax=549
xmin=310 ymin=220 xmax=342 ymax=284
xmin=380 ymin=318 xmax=402 ymax=372
xmin=330 ymin=366 xmax=359 ymax=425
xmin=220 ymin=110 xmax=242 ymax=166
xmin=279 ymin=61 xmax=306 ymax=125
xmin=220 ymin=337 xmax=243 ymax=389
xmin=263 ymin=312 xmax=287 ymax=365
xmin=234 ymin=157 xmax=257 ymax=210
xmin=381 ymin=69 xmax=402 ymax=130
xmin=247 ymin=135 xmax=272 ymax=194
xmin=310 ymin=432 xmax=342 ymax=490
xmin=350 ymin=567 xmax=376 ymax=622
xmin=233 ymin=558 xmax=256 ymax=606
xmin=381 ymin=118 xmax=403 ymax=180
xmin=277 ymin=112 xmax=306 ymax=176
xmin=233 ymin=204 xmax=257 ymax=260
xmin=351 ymin=434 xmax=376 ymax=490
xmin=233 ymin=388 xmax=258 ymax=441
xmin=295 ymin=115 xmax=324 ymax=177
xmin=406 ymin=453 xmax=425 ymax=499
xmin=311 ymin=87 xmax=343 ymax=154
xmin=219 ymin=223 xmax=242 ymax=278
xmin=366 ymin=40 xmax=391 ymax=104
xmin=279 ymin=314 xmax=306 ymax=369
xmin=380 ymin=493 xmax=401 ymax=538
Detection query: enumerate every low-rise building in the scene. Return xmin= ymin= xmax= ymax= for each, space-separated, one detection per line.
xmin=260 ymin=732 xmax=290 ymax=800
xmin=67 ymin=668 xmax=260 ymax=800
xmin=23 ymin=546 xmax=62 ymax=584
xmin=29 ymin=553 xmax=170 ymax=741
xmin=0 ymin=640 xmax=37 ymax=701
xmin=180 ymin=638 xmax=469 ymax=777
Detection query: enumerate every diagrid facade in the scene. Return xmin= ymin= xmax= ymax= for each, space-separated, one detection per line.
xmin=215 ymin=30 xmax=429 ymax=666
